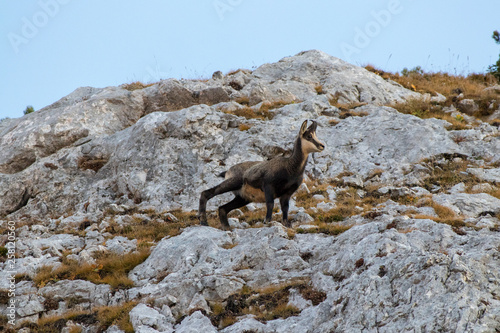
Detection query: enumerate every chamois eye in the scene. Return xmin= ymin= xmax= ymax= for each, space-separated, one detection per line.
xmin=306 ymin=134 xmax=312 ymax=139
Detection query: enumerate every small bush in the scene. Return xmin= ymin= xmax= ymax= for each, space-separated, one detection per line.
xmin=23 ymin=105 xmax=35 ymax=115
xmin=315 ymin=85 xmax=325 ymax=94
xmin=487 ymin=30 xmax=500 ymax=81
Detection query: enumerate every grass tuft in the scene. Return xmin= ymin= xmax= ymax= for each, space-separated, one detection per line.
xmin=21 ymin=302 xmax=137 ymax=333
xmin=122 ymin=81 xmax=154 ymax=91
xmin=208 ymin=279 xmax=325 ymax=328
xmin=33 ymin=248 xmax=150 ymax=289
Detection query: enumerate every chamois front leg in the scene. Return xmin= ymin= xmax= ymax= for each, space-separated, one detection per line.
xmin=280 ymin=195 xmax=291 ymax=227
xmin=263 ymin=185 xmax=275 ymax=223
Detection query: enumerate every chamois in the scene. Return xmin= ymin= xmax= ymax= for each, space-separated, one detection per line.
xmin=198 ymin=120 xmax=325 ymax=229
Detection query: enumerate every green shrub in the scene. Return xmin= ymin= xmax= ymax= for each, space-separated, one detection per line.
xmin=23 ymin=105 xmax=35 ymax=115
xmin=487 ymin=30 xmax=500 ymax=81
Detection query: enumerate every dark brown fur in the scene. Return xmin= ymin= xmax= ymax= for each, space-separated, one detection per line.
xmin=198 ymin=120 xmax=325 ymax=229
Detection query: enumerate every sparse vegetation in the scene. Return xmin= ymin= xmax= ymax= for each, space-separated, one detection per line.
xmin=488 ymin=30 xmax=500 ymax=81
xmin=33 ymin=248 xmax=150 ymax=289
xmin=21 ymin=302 xmax=137 ymax=333
xmin=315 ymin=84 xmax=325 ymax=94
xmin=224 ymin=99 xmax=293 ymax=120
xmin=103 ymin=209 xmax=202 ymax=243
xmin=77 ymin=156 xmax=108 ymax=172
xmin=417 ymin=157 xmax=483 ymax=194
xmin=122 ymin=81 xmax=154 ymax=91
xmin=365 ymin=63 xmax=500 ymax=127
xmin=338 ymin=109 xmax=369 ymax=119
xmin=226 ymin=106 xmax=272 ymax=120
xmin=297 ymin=222 xmax=351 ymax=236
xmin=238 ymin=123 xmax=252 ymax=131
xmin=23 ymin=105 xmax=35 ymax=115
xmin=391 ymin=98 xmax=470 ymax=130
xmin=208 ymin=279 xmax=325 ymax=328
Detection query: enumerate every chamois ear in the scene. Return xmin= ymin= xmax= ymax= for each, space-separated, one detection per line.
xmin=308 ymin=120 xmax=318 ymax=132
xmin=299 ymin=120 xmax=308 ymax=135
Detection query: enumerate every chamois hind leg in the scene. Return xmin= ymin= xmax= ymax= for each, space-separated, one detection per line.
xmin=263 ymin=185 xmax=275 ymax=224
xmin=198 ymin=177 xmax=242 ymax=226
xmin=219 ymin=195 xmax=249 ymax=230
xmin=279 ymin=195 xmax=291 ymax=227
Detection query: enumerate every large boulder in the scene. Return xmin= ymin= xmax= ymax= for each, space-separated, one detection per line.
xmin=239 ymin=50 xmax=419 ymax=105
xmin=0 ymin=86 xmax=145 ymax=174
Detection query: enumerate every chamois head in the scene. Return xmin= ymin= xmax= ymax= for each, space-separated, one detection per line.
xmin=299 ymin=120 xmax=325 ymax=154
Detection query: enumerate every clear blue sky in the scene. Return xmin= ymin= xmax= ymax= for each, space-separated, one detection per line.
xmin=1 ymin=1 xmax=499 ymax=119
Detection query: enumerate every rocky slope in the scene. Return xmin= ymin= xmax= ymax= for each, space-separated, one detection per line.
xmin=0 ymin=50 xmax=499 ymax=332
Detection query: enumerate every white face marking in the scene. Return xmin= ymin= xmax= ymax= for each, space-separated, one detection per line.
xmin=301 ymin=131 xmax=325 ymax=154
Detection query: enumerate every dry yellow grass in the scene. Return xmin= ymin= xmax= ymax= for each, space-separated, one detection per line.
xmin=418 ymin=157 xmax=483 ymax=193
xmin=33 ymin=248 xmax=150 ymax=289
xmin=315 ymin=84 xmax=325 ymax=94
xmin=21 ymin=302 xmax=137 ymax=333
xmin=391 ymin=98 xmax=470 ymax=130
xmin=297 ymin=222 xmax=351 ymax=236
xmin=122 ymin=81 xmax=154 ymax=91
xmin=365 ymin=65 xmax=500 ymax=125
xmin=104 ymin=209 xmax=202 ymax=243
xmin=225 ymin=106 xmax=272 ymax=120
xmin=365 ymin=65 xmax=497 ymax=97
xmin=238 ymin=123 xmax=252 ymax=131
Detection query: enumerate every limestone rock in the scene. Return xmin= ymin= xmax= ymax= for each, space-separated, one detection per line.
xmin=105 ymin=236 xmax=138 ymax=255
xmin=433 ymin=192 xmax=500 ymax=217
xmin=2 ymin=50 xmax=500 ymax=332
xmin=0 ymin=86 xmax=144 ymax=174
xmin=129 ymin=303 xmax=173 ymax=332
xmin=174 ymin=311 xmax=217 ymax=333
xmin=467 ymin=167 xmax=500 ymax=183
xmin=40 ymin=280 xmax=111 ymax=309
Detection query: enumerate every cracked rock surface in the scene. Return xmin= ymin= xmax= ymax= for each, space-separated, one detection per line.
xmin=1 ymin=50 xmax=499 ymax=332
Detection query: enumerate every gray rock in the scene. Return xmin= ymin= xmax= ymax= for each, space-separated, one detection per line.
xmin=245 ymin=50 xmax=418 ymax=105
xmin=449 ymin=182 xmax=466 ymax=194
xmin=312 ymin=194 xmax=325 ymax=201
xmin=212 ymin=71 xmax=223 ymax=80
xmin=0 ymin=86 xmax=144 ymax=174
xmin=433 ymin=192 xmax=500 ymax=217
xmin=458 ymin=99 xmax=479 ymax=115
xmin=292 ymin=210 xmax=314 ymax=223
xmin=104 ymin=325 xmax=126 ymax=333
xmin=105 ymin=236 xmax=138 ymax=255
xmin=288 ymin=288 xmax=313 ymax=310
xmin=174 ymin=311 xmax=216 ymax=333
xmin=16 ymin=294 xmax=45 ymax=318
xmin=129 ymin=303 xmax=173 ymax=332
xmin=40 ymin=280 xmax=111 ymax=308
xmin=2 ymin=50 xmax=500 ymax=332
xmin=468 ymin=167 xmax=500 ymax=183
xmin=2 ymin=50 xmax=498 ymax=219
xmin=430 ymin=92 xmax=447 ymax=103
